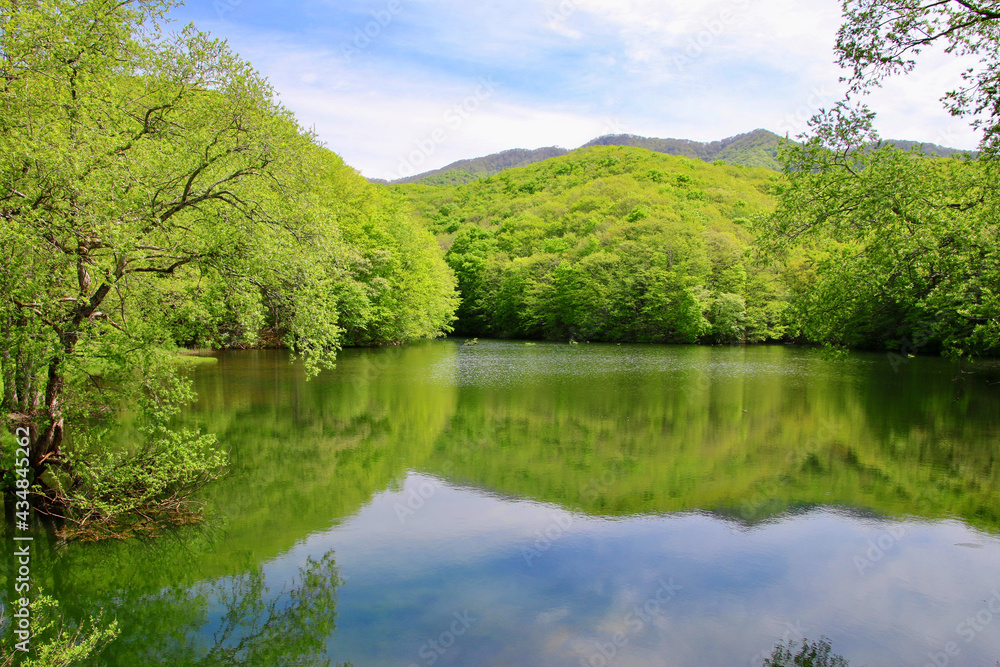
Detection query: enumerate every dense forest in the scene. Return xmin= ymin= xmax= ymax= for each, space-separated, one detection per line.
xmin=397 ymin=147 xmax=786 ymax=344
xmin=393 ymin=136 xmax=997 ymax=358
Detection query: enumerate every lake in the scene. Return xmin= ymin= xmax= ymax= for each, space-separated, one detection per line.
xmin=12 ymin=341 xmax=1000 ymax=666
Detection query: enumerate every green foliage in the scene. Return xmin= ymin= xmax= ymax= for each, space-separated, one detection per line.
xmin=154 ymin=143 xmax=458 ymax=358
xmin=707 ymin=292 xmax=747 ymax=344
xmin=398 ymin=145 xmax=785 ymax=343
xmin=8 ymin=350 xmax=226 ymax=538
xmin=49 ymin=433 xmax=227 ymax=540
xmin=285 ymin=147 xmax=458 ymax=348
xmin=754 ymin=106 xmax=1000 ymax=357
xmin=0 ymin=594 xmax=119 ymax=667
xmin=411 ymin=168 xmax=480 ymax=186
xmin=753 ymin=2 xmax=1000 ymax=357
xmin=0 ymin=0 xmax=456 ymax=535
xmin=835 ymin=0 xmax=1000 ymax=155
xmin=764 ymin=638 xmax=849 ymax=667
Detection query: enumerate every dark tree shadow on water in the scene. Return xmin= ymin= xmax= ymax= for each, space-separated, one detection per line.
xmin=96 ymin=549 xmax=350 ymax=667
xmin=764 ymin=637 xmax=851 ymax=667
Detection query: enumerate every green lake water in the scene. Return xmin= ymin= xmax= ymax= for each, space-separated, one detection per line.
xmin=7 ymin=341 xmax=1000 ymax=666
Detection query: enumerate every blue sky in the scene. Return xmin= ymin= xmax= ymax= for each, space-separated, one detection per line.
xmin=166 ymin=0 xmax=981 ymax=179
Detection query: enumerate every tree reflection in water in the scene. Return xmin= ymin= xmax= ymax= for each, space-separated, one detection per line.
xmin=764 ymin=638 xmax=849 ymax=667
xmin=101 ymin=550 xmax=346 ymax=667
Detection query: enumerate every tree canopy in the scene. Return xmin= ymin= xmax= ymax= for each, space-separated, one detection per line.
xmin=396 ymin=146 xmax=787 ymax=345
xmin=0 ymin=0 xmax=456 ymax=534
xmin=753 ymin=108 xmax=999 ymax=356
xmin=748 ymin=1 xmax=1000 ymax=358
xmin=836 ymin=0 xmax=1000 ymax=154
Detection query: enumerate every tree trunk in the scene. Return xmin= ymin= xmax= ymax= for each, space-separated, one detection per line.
xmin=29 ymin=325 xmax=81 ymax=479
xmin=30 ymin=355 xmax=65 ymax=479
xmin=1 ymin=344 xmax=13 ymax=411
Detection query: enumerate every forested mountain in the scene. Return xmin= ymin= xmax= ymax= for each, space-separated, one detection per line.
xmin=584 ymin=131 xmax=972 ymax=165
xmin=378 ymin=129 xmax=975 ymax=186
xmin=396 ymin=137 xmax=995 ymax=357
xmin=377 ymin=146 xmax=569 ymax=186
xmin=380 ymin=131 xmax=781 ymax=185
xmin=396 ymin=145 xmax=786 ymax=343
xmin=581 ymin=128 xmax=784 ymax=169
xmin=876 ymin=139 xmax=976 ymax=158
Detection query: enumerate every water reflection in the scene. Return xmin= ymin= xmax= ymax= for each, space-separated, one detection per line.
xmin=303 ymin=473 xmax=1000 ymax=666
xmin=114 ymin=550 xmax=343 ymax=667
xmin=425 ymin=343 xmax=1000 ymax=530
xmin=1 ymin=533 xmax=344 ymax=666
xmin=5 ymin=342 xmax=1000 ymax=665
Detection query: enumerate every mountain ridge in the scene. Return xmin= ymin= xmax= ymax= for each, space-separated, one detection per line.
xmin=377 ymin=146 xmax=569 ymax=186
xmin=371 ymin=129 xmax=975 ymax=186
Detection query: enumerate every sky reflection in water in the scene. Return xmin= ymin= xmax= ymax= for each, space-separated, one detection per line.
xmin=28 ymin=342 xmax=1000 ymax=666
xmin=277 ymin=472 xmax=1000 ymax=667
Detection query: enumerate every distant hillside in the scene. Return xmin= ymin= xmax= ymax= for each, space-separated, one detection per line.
xmin=384 ymin=146 xmax=569 ymax=186
xmin=582 ymin=128 xmax=784 ymax=170
xmin=378 ymin=130 xmax=783 ymax=185
xmin=376 ymin=129 xmax=975 ymax=186
xmin=879 ymin=139 xmax=976 ymax=159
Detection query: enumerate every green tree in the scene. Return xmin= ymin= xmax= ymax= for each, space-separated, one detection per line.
xmin=707 ymin=292 xmax=747 ymax=344
xmin=0 ymin=0 xmax=456 ymax=533
xmin=295 ymin=147 xmax=457 ymax=346
xmin=836 ymin=0 xmax=1000 ymax=154
xmin=751 ymin=0 xmax=1000 ymax=356
xmin=0 ymin=594 xmax=119 ymax=667
xmin=446 ymin=226 xmax=500 ymax=335
xmin=756 ymin=108 xmax=999 ymax=354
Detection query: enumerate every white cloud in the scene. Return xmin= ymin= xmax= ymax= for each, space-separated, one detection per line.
xmin=176 ymin=0 xmax=984 ymax=178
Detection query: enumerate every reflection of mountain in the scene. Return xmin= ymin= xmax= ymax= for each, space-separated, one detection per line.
xmin=100 ymin=342 xmax=999 ymax=587
xmin=417 ymin=343 xmax=1000 ymax=532
xmin=19 ymin=342 xmax=1000 ymax=663
xmin=707 ymin=504 xmax=896 ymax=530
